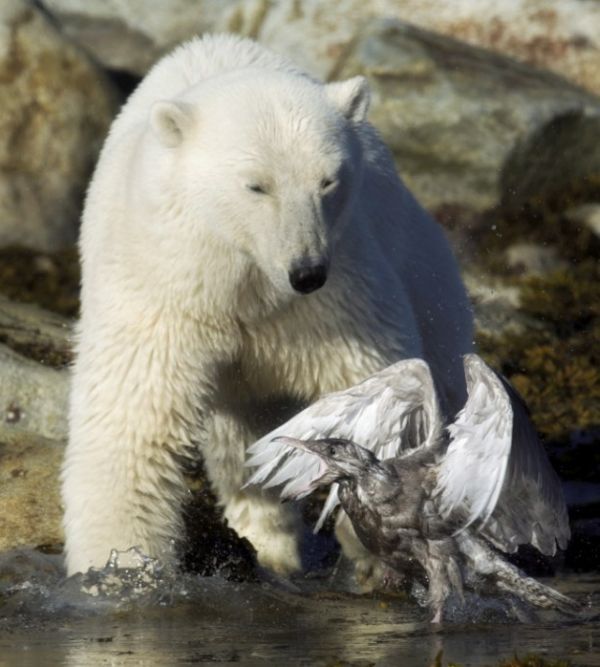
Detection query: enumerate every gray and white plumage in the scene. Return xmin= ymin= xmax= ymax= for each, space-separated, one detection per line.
xmin=246 ymin=358 xmax=440 ymax=531
xmin=245 ymin=354 xmax=574 ymax=620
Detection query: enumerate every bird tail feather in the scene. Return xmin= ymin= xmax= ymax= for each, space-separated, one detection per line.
xmin=493 ymin=559 xmax=580 ymax=615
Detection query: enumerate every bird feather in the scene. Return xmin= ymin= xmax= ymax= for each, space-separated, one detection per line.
xmin=245 ymin=358 xmax=442 ymax=529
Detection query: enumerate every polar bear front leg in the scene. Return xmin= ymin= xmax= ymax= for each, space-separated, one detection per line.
xmin=62 ymin=314 xmax=212 ymax=576
xmin=202 ymin=411 xmax=302 ymax=575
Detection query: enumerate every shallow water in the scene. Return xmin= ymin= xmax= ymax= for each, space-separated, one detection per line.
xmin=0 ymin=550 xmax=598 ymax=667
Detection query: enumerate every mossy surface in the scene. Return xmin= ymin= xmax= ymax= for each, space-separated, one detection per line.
xmin=490 ymin=656 xmax=571 ymax=667
xmin=474 ymin=180 xmax=600 ymax=479
xmin=434 ymin=652 xmax=572 ymax=667
xmin=476 ymin=262 xmax=600 ymax=448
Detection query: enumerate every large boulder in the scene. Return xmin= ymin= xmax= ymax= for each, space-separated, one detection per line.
xmin=0 ymin=0 xmax=118 ymax=251
xmin=40 ymin=0 xmax=242 ymax=75
xmin=42 ymin=0 xmax=600 ymax=98
xmin=261 ymin=16 xmax=600 ymax=215
xmin=379 ymin=0 xmax=600 ymax=98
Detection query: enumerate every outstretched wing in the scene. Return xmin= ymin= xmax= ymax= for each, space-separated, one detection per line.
xmin=435 ymin=354 xmax=569 ymax=555
xmin=246 ymin=358 xmax=442 ymax=530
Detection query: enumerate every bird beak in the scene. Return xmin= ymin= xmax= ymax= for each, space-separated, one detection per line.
xmin=271 ymin=436 xmax=340 ymax=498
xmin=273 ymin=436 xmax=319 ymax=454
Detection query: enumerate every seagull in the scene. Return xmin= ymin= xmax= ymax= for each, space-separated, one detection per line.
xmin=246 ymin=355 xmax=577 ymax=622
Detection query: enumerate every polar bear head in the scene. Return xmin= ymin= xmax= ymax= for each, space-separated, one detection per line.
xmin=145 ymin=68 xmax=370 ymax=298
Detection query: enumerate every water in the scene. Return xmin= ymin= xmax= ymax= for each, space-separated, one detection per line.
xmin=0 ymin=549 xmax=598 ymax=666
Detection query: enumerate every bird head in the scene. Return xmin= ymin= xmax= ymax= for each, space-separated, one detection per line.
xmin=273 ymin=436 xmax=378 ymax=497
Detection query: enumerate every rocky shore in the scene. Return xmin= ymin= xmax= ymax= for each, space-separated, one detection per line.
xmin=0 ymin=0 xmax=598 ymax=577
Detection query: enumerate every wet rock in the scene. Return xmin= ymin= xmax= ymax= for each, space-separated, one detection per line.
xmin=0 ymin=0 xmax=118 ymax=251
xmin=40 ymin=0 xmax=240 ymax=75
xmin=0 ymin=429 xmax=65 ymax=551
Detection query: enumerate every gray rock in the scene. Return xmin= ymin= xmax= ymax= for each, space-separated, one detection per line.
xmin=331 ymin=19 xmax=600 ymax=214
xmin=0 ymin=294 xmax=71 ymax=443
xmin=0 ymin=0 xmax=118 ymax=251
xmin=41 ymin=0 xmax=600 ymax=99
xmin=0 ymin=343 xmax=69 ymax=441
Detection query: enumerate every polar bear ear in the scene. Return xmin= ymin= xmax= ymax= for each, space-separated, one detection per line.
xmin=150 ymin=100 xmax=194 ymax=148
xmin=326 ymin=76 xmax=371 ymax=124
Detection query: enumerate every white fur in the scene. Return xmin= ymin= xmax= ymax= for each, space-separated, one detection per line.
xmin=62 ymin=34 xmax=473 ymax=576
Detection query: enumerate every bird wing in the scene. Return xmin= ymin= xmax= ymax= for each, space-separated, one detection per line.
xmin=435 ymin=354 xmax=570 ymax=555
xmin=246 ymin=358 xmax=442 ymax=531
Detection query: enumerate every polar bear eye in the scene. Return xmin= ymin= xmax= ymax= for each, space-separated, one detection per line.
xmin=320 ymin=178 xmax=336 ymax=192
xmin=247 ymin=183 xmax=268 ymax=195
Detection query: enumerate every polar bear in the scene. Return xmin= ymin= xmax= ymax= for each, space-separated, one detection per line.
xmin=62 ymin=34 xmax=473 ymax=576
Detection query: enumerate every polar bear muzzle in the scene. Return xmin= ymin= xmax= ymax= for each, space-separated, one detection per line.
xmin=288 ymin=262 xmax=328 ymax=294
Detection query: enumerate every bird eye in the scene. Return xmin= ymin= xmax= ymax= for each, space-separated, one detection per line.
xmin=328 ymin=445 xmax=337 ymax=457
xmin=320 ymin=178 xmax=336 ymax=192
xmin=247 ymin=183 xmax=268 ymax=194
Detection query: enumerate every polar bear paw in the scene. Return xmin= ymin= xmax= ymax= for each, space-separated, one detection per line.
xmin=224 ymin=492 xmax=301 ymax=576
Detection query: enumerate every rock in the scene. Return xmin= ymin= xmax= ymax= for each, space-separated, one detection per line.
xmin=329 ymin=19 xmax=600 ymax=214
xmin=500 ymin=112 xmax=600 ymax=213
xmin=0 ymin=343 xmax=69 ymax=441
xmin=0 ymin=295 xmax=73 ymax=368
xmin=0 ymin=429 xmax=65 ymax=551
xmin=380 ymin=0 xmax=600 ymax=98
xmin=41 ymin=0 xmax=600 ymax=99
xmin=0 ymin=0 xmax=118 ymax=251
xmin=0 ymin=296 xmax=71 ymax=443
xmin=505 ymin=243 xmax=566 ymax=276
xmin=40 ymin=0 xmax=240 ymax=75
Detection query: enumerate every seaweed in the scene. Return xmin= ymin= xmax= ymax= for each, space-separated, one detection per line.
xmin=473 ymin=177 xmax=600 ymax=472
xmin=431 ymin=652 xmax=572 ymax=667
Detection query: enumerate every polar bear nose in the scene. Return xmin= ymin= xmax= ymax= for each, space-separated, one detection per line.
xmin=289 ymin=263 xmax=328 ymax=294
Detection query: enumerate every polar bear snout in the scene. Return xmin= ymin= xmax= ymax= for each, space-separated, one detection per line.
xmin=288 ymin=262 xmax=328 ymax=294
